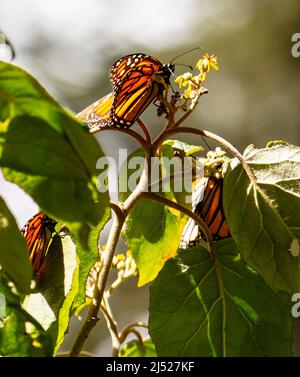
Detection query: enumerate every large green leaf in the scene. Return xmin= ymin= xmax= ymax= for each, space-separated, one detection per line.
xmin=0 ymin=114 xmax=108 ymax=224
xmin=22 ymin=231 xmax=78 ymax=354
xmin=149 ymin=239 xmax=292 ymax=356
xmin=0 ymin=196 xmax=32 ymax=292
xmin=0 ymin=60 xmax=109 ymax=221
xmin=123 ymin=199 xmax=187 ymax=286
xmin=120 ymin=148 xmax=188 ymax=286
xmin=0 ymin=61 xmax=111 ymax=307
xmin=223 ymin=141 xmax=300 ymax=293
xmin=0 ymin=274 xmax=53 ymax=356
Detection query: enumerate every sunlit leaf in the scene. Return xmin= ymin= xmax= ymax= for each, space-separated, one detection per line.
xmin=0 ymin=62 xmax=111 ymax=307
xmin=22 ymin=231 xmax=78 ymax=353
xmin=120 ymin=148 xmax=188 ymax=286
xmin=0 ymin=275 xmax=53 ymax=356
xmin=0 ymin=196 xmax=32 ymax=292
xmin=223 ymin=141 xmax=300 ymax=293
xmin=149 ymin=239 xmax=292 ymax=356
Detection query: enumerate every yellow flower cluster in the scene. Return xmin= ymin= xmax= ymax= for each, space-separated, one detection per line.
xmin=113 ymin=250 xmax=137 ymax=279
xmin=175 ymin=53 xmax=219 ymax=100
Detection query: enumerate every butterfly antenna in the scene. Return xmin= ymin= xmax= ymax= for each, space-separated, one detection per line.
xmin=201 ymin=137 xmax=212 ymax=150
xmin=174 ymin=63 xmax=193 ymax=71
xmin=170 ymin=47 xmax=204 ymax=64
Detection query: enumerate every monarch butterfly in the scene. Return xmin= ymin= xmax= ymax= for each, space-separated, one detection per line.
xmin=180 ymin=175 xmax=230 ymax=248
xmin=78 ymin=53 xmax=174 ymax=129
xmin=21 ymin=212 xmax=57 ymax=274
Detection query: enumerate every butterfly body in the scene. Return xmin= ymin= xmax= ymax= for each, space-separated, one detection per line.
xmin=21 ymin=212 xmax=57 ymax=274
xmin=78 ymin=53 xmax=174 ymax=129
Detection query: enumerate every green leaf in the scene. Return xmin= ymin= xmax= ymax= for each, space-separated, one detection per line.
xmin=223 ymin=142 xmax=300 ymax=293
xmin=0 ymin=61 xmax=109 ymax=223
xmin=0 ymin=275 xmax=53 ymax=356
xmin=149 ymin=239 xmax=292 ymax=356
xmin=0 ymin=61 xmax=62 ymax=123
xmin=120 ymin=149 xmax=188 ymax=286
xmin=22 ymin=231 xmax=78 ymax=354
xmin=159 ymin=140 xmax=197 ymax=209
xmin=0 ymin=62 xmax=111 ymax=307
xmin=0 ymin=115 xmax=107 ymax=224
xmin=120 ymin=338 xmax=157 ymax=357
xmin=0 ymin=196 xmax=32 ymax=292
xmin=124 ymin=199 xmax=187 ymax=286
xmin=162 ymin=139 xmax=204 ymax=156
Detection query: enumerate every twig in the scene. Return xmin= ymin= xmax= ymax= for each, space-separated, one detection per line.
xmin=70 ymin=165 xmax=149 ymax=356
xmin=136 ymin=118 xmax=151 ymax=144
xmin=119 ymin=322 xmax=148 ymax=338
xmin=152 ymin=127 xmax=257 ymax=184
xmin=100 ymin=302 xmax=120 ymax=356
xmin=90 ymin=125 xmax=149 ymax=156
xmin=142 ymin=192 xmax=216 ymax=260
xmin=119 ymin=329 xmax=145 ymax=353
xmin=69 ymin=203 xmax=125 ymax=356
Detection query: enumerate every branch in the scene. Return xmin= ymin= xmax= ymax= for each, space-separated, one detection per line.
xmin=90 ymin=125 xmax=149 ymax=156
xmin=142 ymin=192 xmax=216 ymax=260
xmin=136 ymin=118 xmax=151 ymax=144
xmin=100 ymin=302 xmax=120 ymax=356
xmin=70 ymin=163 xmax=149 ymax=356
xmin=69 ymin=203 xmax=125 ymax=356
xmin=152 ymin=127 xmax=257 ymax=184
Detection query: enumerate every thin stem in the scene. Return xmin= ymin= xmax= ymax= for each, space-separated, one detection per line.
xmin=136 ymin=118 xmax=151 ymax=144
xmin=172 ymin=88 xmax=208 ymax=129
xmin=70 ymin=164 xmax=150 ymax=356
xmin=57 ymin=351 xmax=97 ymax=357
xmin=100 ymin=302 xmax=120 ymax=356
xmin=90 ymin=125 xmax=149 ymax=155
xmin=119 ymin=322 xmax=148 ymax=339
xmin=119 ymin=329 xmax=145 ymax=352
xmin=142 ymin=192 xmax=216 ymax=260
xmin=69 ymin=205 xmax=125 ymax=357
xmin=152 ymin=127 xmax=257 ymax=184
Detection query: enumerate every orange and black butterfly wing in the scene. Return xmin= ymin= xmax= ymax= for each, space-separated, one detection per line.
xmin=108 ymin=71 xmax=160 ymax=128
xmin=109 ymin=54 xmax=166 ymax=88
xmin=78 ymin=53 xmax=173 ymax=129
xmin=108 ymin=53 xmax=172 ymax=128
xmin=180 ymin=178 xmax=207 ymax=249
xmin=21 ymin=212 xmax=57 ymax=274
xmin=196 ymin=177 xmax=229 ymax=240
xmin=77 ymin=92 xmax=114 ymax=130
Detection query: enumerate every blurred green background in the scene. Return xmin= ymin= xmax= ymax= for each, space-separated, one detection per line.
xmin=1 ymin=0 xmax=300 ymax=356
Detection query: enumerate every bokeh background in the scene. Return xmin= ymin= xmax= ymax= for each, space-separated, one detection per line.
xmin=0 ymin=0 xmax=300 ymax=356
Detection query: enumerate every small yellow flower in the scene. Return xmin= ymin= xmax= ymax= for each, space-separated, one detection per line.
xmin=196 ymin=53 xmax=219 ymax=73
xmin=175 ymin=72 xmax=193 ymax=87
